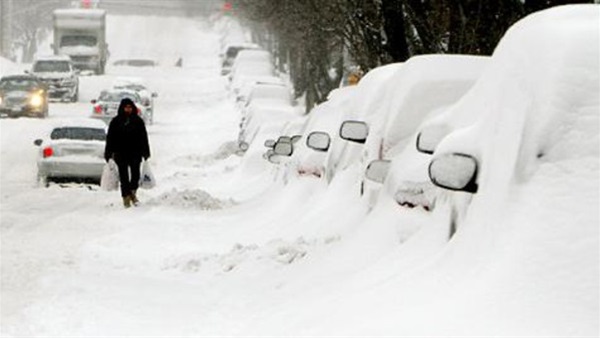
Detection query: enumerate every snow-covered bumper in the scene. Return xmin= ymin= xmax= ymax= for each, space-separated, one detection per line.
xmin=38 ymin=156 xmax=104 ymax=180
xmin=42 ymin=79 xmax=78 ymax=101
xmin=0 ymin=97 xmax=46 ymax=118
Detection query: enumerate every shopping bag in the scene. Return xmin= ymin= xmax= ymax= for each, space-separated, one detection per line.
xmin=100 ymin=159 xmax=119 ymax=191
xmin=139 ymin=159 xmax=156 ymax=189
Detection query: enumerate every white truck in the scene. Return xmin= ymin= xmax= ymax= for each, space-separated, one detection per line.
xmin=52 ymin=8 xmax=109 ymax=75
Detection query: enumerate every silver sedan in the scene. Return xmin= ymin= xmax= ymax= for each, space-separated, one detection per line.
xmin=35 ymin=119 xmax=107 ymax=186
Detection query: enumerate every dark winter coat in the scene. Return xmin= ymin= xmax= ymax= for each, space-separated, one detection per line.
xmin=104 ymin=98 xmax=150 ymax=163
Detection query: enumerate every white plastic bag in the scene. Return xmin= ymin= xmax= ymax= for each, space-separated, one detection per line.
xmin=139 ymin=159 xmax=156 ymax=189
xmin=100 ymin=159 xmax=119 ymax=191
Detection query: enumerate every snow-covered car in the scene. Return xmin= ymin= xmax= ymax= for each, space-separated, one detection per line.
xmin=282 ymin=86 xmax=357 ymax=181
xmin=111 ymin=77 xmax=157 ymax=124
xmin=238 ymin=102 xmax=299 ymax=153
xmin=30 ymin=55 xmax=79 ymax=102
xmin=34 ymin=118 xmax=107 ymax=186
xmin=90 ymin=88 xmax=151 ymax=125
xmin=389 ymin=7 xmax=599 ymax=334
xmin=324 ymin=62 xmax=404 ymax=182
xmin=236 ymin=76 xmax=286 ymax=108
xmin=346 ymin=55 xmax=489 ymax=208
xmin=426 ymin=4 xmax=599 ymax=241
xmin=230 ymin=62 xmax=276 ymax=95
xmin=239 ymin=83 xmax=294 ymax=120
xmin=0 ymin=75 xmax=49 ymax=118
xmin=220 ymin=42 xmax=260 ymax=76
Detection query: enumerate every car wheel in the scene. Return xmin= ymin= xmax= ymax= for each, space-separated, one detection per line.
xmin=37 ymin=174 xmax=49 ymax=188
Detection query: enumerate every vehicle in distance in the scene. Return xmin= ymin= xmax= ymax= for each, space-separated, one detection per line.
xmin=52 ymin=8 xmax=108 ymax=74
xmin=90 ymin=89 xmax=152 ymax=125
xmin=0 ymin=75 xmax=49 ymax=118
xmin=30 ymin=55 xmax=79 ymax=102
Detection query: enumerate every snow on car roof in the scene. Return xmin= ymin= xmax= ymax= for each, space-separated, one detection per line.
xmin=434 ymin=4 xmax=599 ymax=165
xmin=49 ymin=118 xmax=108 ymax=130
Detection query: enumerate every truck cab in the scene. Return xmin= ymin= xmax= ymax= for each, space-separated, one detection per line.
xmin=52 ymin=9 xmax=108 ymax=75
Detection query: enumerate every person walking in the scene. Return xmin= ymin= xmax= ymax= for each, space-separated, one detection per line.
xmin=104 ymin=98 xmax=151 ymax=208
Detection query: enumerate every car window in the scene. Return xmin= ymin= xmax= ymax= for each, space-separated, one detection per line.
xmin=60 ymin=35 xmax=97 ymax=47
xmin=98 ymin=91 xmax=141 ymax=103
xmin=50 ymin=127 xmax=106 ymax=141
xmin=33 ymin=61 xmax=71 ymax=73
xmin=0 ymin=78 xmax=38 ymax=90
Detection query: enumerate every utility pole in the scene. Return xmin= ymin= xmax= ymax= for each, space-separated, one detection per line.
xmin=0 ymin=0 xmax=14 ymax=60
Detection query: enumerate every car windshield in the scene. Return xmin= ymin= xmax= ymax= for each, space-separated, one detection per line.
xmin=115 ymin=83 xmax=146 ymax=91
xmin=60 ymin=35 xmax=97 ymax=47
xmin=33 ymin=61 xmax=70 ymax=73
xmin=0 ymin=78 xmax=38 ymax=90
xmin=50 ymin=127 xmax=106 ymax=141
xmin=98 ymin=91 xmax=140 ymax=103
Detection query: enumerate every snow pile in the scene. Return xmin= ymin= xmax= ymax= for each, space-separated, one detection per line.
xmin=146 ymin=188 xmax=236 ymax=210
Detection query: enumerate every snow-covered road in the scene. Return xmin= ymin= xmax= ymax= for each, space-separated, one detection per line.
xmin=2 ymin=11 xmax=598 ymax=337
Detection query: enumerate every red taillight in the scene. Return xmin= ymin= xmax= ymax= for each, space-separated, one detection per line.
xmin=137 ymin=107 xmax=141 ymax=114
xmin=94 ymin=105 xmax=102 ymax=114
xmin=43 ymin=147 xmax=53 ymax=158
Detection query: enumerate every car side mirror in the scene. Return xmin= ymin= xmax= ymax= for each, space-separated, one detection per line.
xmin=340 ymin=120 xmax=368 ymax=144
xmin=365 ymin=159 xmax=391 ymax=184
xmin=74 ymin=69 xmax=81 ymax=75
xmin=24 ymin=70 xmax=30 ymax=74
xmin=33 ymin=139 xmax=43 ymax=146
xmin=264 ymin=139 xmax=275 ymax=148
xmin=416 ymin=124 xmax=451 ymax=154
xmin=238 ymin=141 xmax=249 ymax=152
xmin=306 ymin=131 xmax=331 ymax=152
xmin=90 ymin=99 xmax=97 ymax=104
xmin=273 ymin=141 xmax=293 ymax=156
xmin=428 ymin=153 xmax=478 ymax=193
xmin=152 ymin=92 xmax=158 ymax=98
xmin=291 ymin=135 xmax=301 ymax=144
xmin=268 ymin=152 xmax=283 ymax=164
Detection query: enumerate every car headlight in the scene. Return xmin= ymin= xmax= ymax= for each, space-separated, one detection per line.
xmin=62 ymin=77 xmax=76 ymax=85
xmin=29 ymin=94 xmax=44 ymax=107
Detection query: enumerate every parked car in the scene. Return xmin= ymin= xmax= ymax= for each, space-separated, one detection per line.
xmin=0 ymin=75 xmax=49 ymax=118
xmin=90 ymin=88 xmax=151 ymax=125
xmin=236 ymin=76 xmax=286 ymax=108
xmin=281 ymin=86 xmax=357 ymax=182
xmin=427 ymin=5 xmax=600 ymax=242
xmin=30 ymin=54 xmax=79 ymax=102
xmin=34 ymin=118 xmax=107 ymax=186
xmin=337 ymin=55 xmax=489 ymax=208
xmin=111 ymin=77 xmax=157 ymax=124
xmin=112 ymin=59 xmax=158 ymax=67
xmin=238 ymin=102 xmax=299 ymax=153
xmin=230 ymin=62 xmax=276 ymax=95
xmin=220 ymin=42 xmax=260 ymax=76
xmin=324 ymin=62 xmax=404 ymax=182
